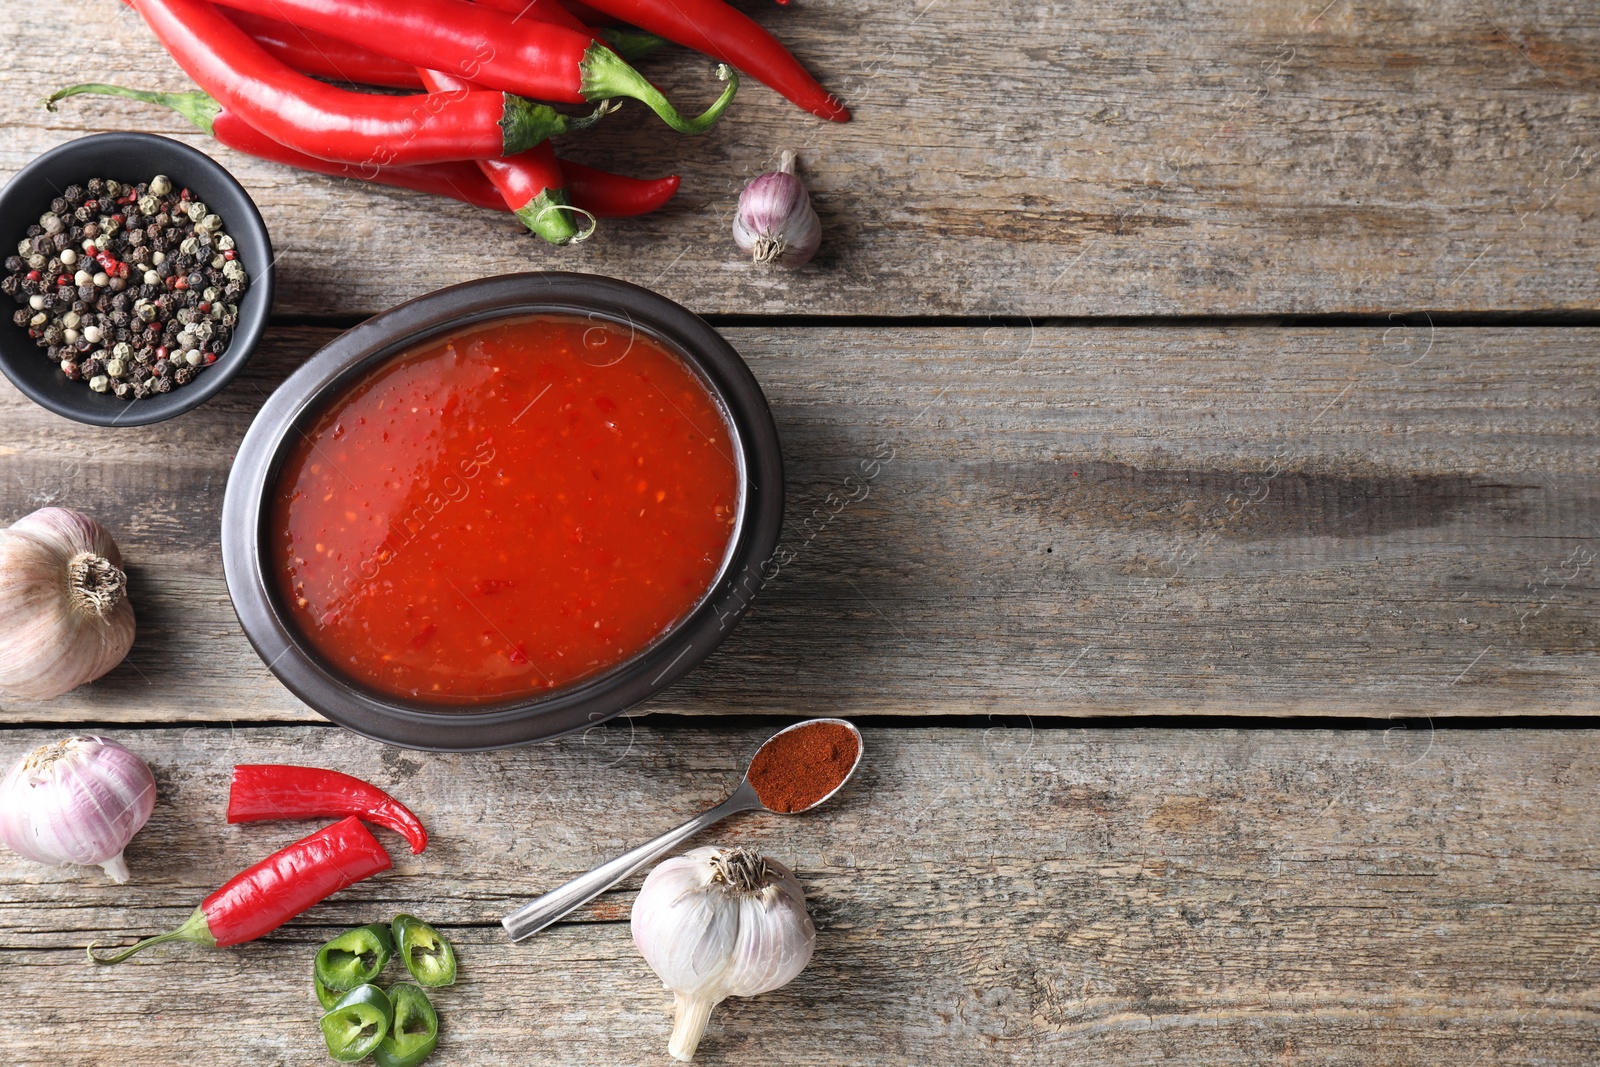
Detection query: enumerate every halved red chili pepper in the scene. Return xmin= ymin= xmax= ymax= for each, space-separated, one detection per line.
xmin=87 ymin=816 xmax=392 ymax=964
xmin=208 ymin=0 xmax=737 ymax=134
xmin=131 ymin=0 xmax=588 ymax=165
xmin=228 ymin=764 xmax=430 ymax=854
xmin=46 ymin=84 xmax=509 ymax=212
xmin=417 ymin=67 xmax=584 ymax=245
xmin=559 ymin=159 xmax=680 ymax=217
xmin=574 ymin=0 xmax=849 ymax=121
xmin=220 ymin=7 xmax=424 ymax=89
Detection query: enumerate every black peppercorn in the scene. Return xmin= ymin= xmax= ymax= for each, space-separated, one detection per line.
xmin=12 ymin=309 xmax=30 ymax=327
xmin=152 ymin=375 xmax=172 ymax=393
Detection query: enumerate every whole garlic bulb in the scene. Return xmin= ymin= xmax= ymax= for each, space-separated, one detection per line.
xmin=631 ymin=846 xmax=815 ymax=1061
xmin=0 ymin=508 xmax=135 ymax=699
xmin=732 ymin=151 xmax=822 ymax=269
xmin=0 ymin=735 xmax=157 ymax=883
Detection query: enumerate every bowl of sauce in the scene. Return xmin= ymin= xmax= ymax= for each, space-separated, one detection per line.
xmin=222 ymin=273 xmax=783 ymax=749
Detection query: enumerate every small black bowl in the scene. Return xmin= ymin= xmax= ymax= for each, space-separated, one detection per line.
xmin=222 ymin=272 xmax=785 ymax=751
xmin=0 ymin=132 xmax=273 ymax=426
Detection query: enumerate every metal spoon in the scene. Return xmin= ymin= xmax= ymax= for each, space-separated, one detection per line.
xmin=501 ymin=717 xmax=863 ymax=942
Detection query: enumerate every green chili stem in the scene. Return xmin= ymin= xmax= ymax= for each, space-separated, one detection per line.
xmin=598 ymin=28 xmax=669 ymax=62
xmin=499 ymin=95 xmax=617 ymax=156
xmin=579 ymin=48 xmax=738 ymax=135
xmin=516 ymin=188 xmax=582 ymax=246
xmin=44 ymin=83 xmax=221 ymax=136
xmin=86 ymin=906 xmax=215 ymax=965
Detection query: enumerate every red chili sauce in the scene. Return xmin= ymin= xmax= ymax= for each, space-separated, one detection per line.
xmin=271 ymin=314 xmax=740 ymax=704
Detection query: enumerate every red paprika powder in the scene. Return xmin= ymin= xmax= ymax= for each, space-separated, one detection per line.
xmin=747 ymin=720 xmax=861 ymax=813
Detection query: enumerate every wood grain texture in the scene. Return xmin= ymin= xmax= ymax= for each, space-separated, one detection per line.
xmin=1 ymin=724 xmax=1598 ymax=1065
xmin=1 ymin=0 xmax=1596 ymax=315
xmin=0 ymin=325 xmax=1595 ymax=722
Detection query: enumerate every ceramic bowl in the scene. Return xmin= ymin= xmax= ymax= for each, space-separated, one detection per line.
xmin=0 ymin=132 xmax=273 ymax=426
xmin=221 ymin=272 xmax=784 ymax=750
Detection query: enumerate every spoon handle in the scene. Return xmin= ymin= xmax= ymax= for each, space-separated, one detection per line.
xmin=501 ymin=781 xmax=762 ymax=942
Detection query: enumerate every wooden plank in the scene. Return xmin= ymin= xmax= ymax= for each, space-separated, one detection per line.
xmin=2 ymin=0 xmax=1597 ymax=316
xmin=2 ymin=325 xmax=1596 ymax=722
xmin=1 ymin=724 xmax=1597 ymax=1065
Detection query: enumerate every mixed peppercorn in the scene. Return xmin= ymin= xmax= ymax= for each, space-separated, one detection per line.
xmin=2 ymin=175 xmax=247 ymax=401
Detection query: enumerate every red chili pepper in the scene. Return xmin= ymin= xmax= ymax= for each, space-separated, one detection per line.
xmin=221 ymin=7 xmax=425 ymax=89
xmin=417 ymin=67 xmax=584 ymax=245
xmin=476 ymin=0 xmax=589 ymax=33
xmin=209 ymin=0 xmax=737 ymax=134
xmin=87 ymin=817 xmax=392 ymax=964
xmin=47 ymin=84 xmax=511 ymax=212
xmin=129 ymin=0 xmax=587 ymax=165
xmin=228 ymin=764 xmax=429 ymax=854
xmin=473 ymin=0 xmax=669 ymax=62
xmin=559 ymin=159 xmax=680 ymax=217
xmin=573 ymin=0 xmax=848 ymax=121
xmin=557 ymin=0 xmax=619 ymax=25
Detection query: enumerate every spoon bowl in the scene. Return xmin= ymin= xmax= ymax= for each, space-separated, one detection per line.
xmin=746 ymin=716 xmax=863 ymax=813
xmin=502 ymin=718 xmax=862 ymax=942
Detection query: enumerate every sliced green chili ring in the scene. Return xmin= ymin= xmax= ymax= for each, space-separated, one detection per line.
xmin=316 ymin=922 xmax=396 ymax=993
xmin=392 ymin=914 xmax=457 ymax=987
xmin=319 ymin=983 xmax=393 ymax=1064
xmin=315 ymin=974 xmax=342 ymax=1011
xmin=372 ymin=983 xmax=440 ymax=1067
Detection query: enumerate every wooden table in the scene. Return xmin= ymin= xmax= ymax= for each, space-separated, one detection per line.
xmin=2 ymin=1 xmax=1597 ymax=1063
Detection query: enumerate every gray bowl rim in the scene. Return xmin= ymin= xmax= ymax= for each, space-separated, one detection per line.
xmin=0 ymin=131 xmax=274 ymax=427
xmin=221 ymin=271 xmax=785 ymax=751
